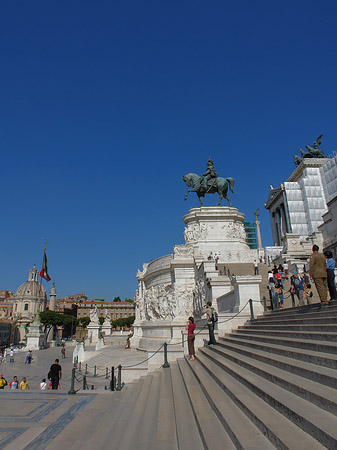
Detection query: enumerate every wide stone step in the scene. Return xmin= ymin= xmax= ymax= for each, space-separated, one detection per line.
xmin=199 ymin=347 xmax=337 ymax=449
xmin=227 ymin=331 xmax=337 ymax=354
xmin=182 ymin=356 xmax=276 ymax=450
xmin=258 ymin=301 xmax=337 ymax=319
xmin=177 ymin=358 xmax=236 ymax=450
xmin=251 ymin=316 xmax=337 ymax=326
xmin=196 ymin=350 xmax=325 ymax=450
xmin=220 ymin=335 xmax=337 ymax=369
xmin=234 ymin=328 xmax=337 ymax=342
xmin=242 ymin=324 xmax=337 ymax=332
xmin=155 ymin=369 xmax=178 ymax=450
xmin=170 ymin=362 xmax=204 ymax=450
xmin=121 ymin=371 xmax=162 ymax=450
xmin=66 ymin=381 xmax=143 ymax=450
xmin=116 ymin=374 xmax=156 ymax=449
xmin=256 ymin=309 xmax=337 ymax=323
xmin=211 ymin=341 xmax=337 ymax=413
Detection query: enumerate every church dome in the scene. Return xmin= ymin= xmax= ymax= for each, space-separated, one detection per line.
xmin=15 ymin=266 xmax=46 ymax=300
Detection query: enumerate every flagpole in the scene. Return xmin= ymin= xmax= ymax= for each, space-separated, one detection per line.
xmin=38 ymin=239 xmax=47 ymax=312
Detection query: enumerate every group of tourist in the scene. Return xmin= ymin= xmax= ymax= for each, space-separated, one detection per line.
xmin=208 ymin=252 xmax=220 ymax=263
xmin=0 ymin=358 xmax=62 ymax=391
xmin=268 ymin=245 xmax=337 ymax=308
xmin=0 ymin=347 xmax=15 ymax=364
xmin=0 ymin=374 xmax=29 ymax=389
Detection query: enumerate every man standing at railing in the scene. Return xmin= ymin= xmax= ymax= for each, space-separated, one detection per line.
xmin=202 ymin=302 xmax=217 ymax=345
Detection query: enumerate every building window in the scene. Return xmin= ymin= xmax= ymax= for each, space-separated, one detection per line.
xmin=24 ymin=303 xmax=29 ymax=311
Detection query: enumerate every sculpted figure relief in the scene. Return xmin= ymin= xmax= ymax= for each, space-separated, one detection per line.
xmin=183 ymin=158 xmax=235 ymax=206
xmin=193 ymin=277 xmax=206 ymax=317
xmin=174 ymin=284 xmax=194 ymax=317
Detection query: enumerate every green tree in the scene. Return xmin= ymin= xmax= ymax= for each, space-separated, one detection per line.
xmin=111 ymin=316 xmax=135 ymax=329
xmin=99 ymin=316 xmax=104 ymax=325
xmin=125 ymin=298 xmax=134 ymax=303
xmin=39 ymin=311 xmax=77 ymax=339
xmin=78 ymin=317 xmax=90 ymax=328
xmin=113 ymin=296 xmax=122 ymax=302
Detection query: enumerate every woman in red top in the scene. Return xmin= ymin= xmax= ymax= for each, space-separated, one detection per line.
xmin=186 ymin=316 xmax=196 ymax=361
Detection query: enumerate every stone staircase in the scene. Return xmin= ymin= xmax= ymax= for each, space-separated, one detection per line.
xmin=61 ymin=301 xmax=337 ymax=450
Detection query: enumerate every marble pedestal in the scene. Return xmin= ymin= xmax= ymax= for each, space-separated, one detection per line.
xmin=101 ymin=322 xmax=112 ymax=336
xmin=26 ymin=317 xmax=45 ymax=350
xmin=86 ymin=324 xmax=101 ymax=345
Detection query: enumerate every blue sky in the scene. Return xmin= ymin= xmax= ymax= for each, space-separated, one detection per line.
xmin=1 ymin=0 xmax=337 ymax=300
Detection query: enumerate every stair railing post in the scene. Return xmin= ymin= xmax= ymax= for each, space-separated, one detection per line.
xmin=105 ymin=367 xmax=108 ymax=379
xmin=263 ymin=296 xmax=267 ymax=312
xmin=82 ymin=375 xmax=87 ymax=390
xmin=79 ymin=362 xmax=81 ymax=372
xmin=116 ymin=365 xmax=122 ymax=391
xmin=94 ymin=365 xmax=97 ymax=377
xmin=68 ymin=368 xmax=76 ymax=395
xmin=275 ymin=292 xmax=280 ymax=310
xmin=85 ymin=364 xmax=88 ymax=374
xmin=110 ymin=367 xmax=115 ymax=391
xmin=163 ymin=342 xmax=170 ymax=368
xmin=249 ymin=299 xmax=256 ymax=322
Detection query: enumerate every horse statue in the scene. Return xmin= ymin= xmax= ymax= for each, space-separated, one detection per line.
xmin=183 ymin=173 xmax=235 ymax=206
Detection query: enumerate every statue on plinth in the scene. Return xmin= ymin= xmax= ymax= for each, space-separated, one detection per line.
xmin=89 ymin=306 xmax=99 ymax=325
xmin=294 ymin=135 xmax=327 ymax=166
xmin=183 ymin=158 xmax=235 ymax=206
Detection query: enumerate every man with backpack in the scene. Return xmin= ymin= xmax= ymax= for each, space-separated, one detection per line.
xmin=291 ymin=271 xmax=305 ymax=306
xmin=202 ymin=302 xmax=217 ymax=345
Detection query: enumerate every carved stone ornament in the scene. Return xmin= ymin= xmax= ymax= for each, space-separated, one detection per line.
xmin=173 ymin=245 xmax=194 ymax=258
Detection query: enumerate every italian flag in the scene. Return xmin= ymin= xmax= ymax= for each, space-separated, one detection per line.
xmin=40 ymin=251 xmax=51 ymax=282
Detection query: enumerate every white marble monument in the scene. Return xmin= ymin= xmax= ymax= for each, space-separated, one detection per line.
xmin=131 ymin=206 xmax=262 ymax=365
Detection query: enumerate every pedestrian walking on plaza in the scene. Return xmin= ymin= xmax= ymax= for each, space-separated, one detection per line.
xmin=61 ymin=346 xmax=66 ymax=359
xmin=9 ymin=349 xmax=14 ymax=364
xmin=254 ymin=260 xmax=259 ymax=275
xmin=202 ymin=302 xmax=217 ymax=345
xmin=186 ymin=316 xmax=196 ymax=361
xmin=0 ymin=374 xmax=8 ymax=389
xmin=49 ymin=359 xmax=62 ymax=390
xmin=20 ymin=377 xmax=30 ymax=390
xmin=9 ymin=376 xmax=19 ymax=389
xmin=310 ymin=245 xmax=328 ymax=304
xmin=25 ymin=350 xmax=32 ymax=364
xmin=291 ymin=271 xmax=305 ymax=306
xmin=324 ymin=250 xmax=337 ymax=301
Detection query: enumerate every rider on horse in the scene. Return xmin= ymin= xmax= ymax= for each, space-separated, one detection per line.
xmin=201 ymin=158 xmax=218 ymax=191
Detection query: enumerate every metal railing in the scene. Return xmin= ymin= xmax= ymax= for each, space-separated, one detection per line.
xmin=68 ymin=298 xmax=261 ymax=394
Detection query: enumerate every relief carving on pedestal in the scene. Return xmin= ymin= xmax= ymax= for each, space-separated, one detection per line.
xmin=173 ymin=245 xmax=194 ymax=258
xmin=222 ymin=222 xmax=246 ymax=240
xmin=135 ymin=281 xmax=195 ymax=321
xmin=193 ymin=276 xmax=206 ymax=318
xmin=184 ymin=222 xmax=209 ymax=243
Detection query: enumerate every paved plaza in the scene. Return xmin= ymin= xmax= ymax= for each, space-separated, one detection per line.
xmin=0 ymin=343 xmax=152 ymax=449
